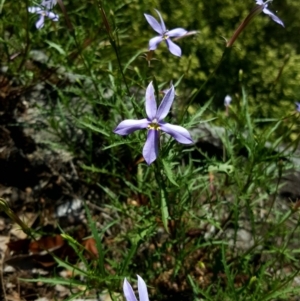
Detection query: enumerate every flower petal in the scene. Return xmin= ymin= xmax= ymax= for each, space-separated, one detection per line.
xmin=156 ymin=85 xmax=175 ymax=121
xmin=263 ymin=7 xmax=284 ymax=27
xmin=148 ymin=36 xmax=163 ymax=50
xmin=114 ymin=119 xmax=149 ymax=136
xmin=144 ymin=13 xmax=163 ymax=34
xmin=41 ymin=0 xmax=57 ymax=9
xmin=255 ymin=0 xmax=264 ymax=5
xmin=123 ymin=278 xmax=138 ymax=301
xmin=143 ymin=129 xmax=159 ymax=165
xmin=167 ymin=28 xmax=187 ymax=38
xmin=46 ymin=11 xmax=59 ymax=21
xmin=28 ymin=6 xmax=42 ymax=13
xmin=36 ymin=15 xmax=45 ymax=29
xmin=154 ymin=9 xmax=166 ymax=32
xmin=165 ymin=39 xmax=182 ymax=57
xmin=145 ymin=82 xmax=157 ymax=120
xmin=137 ymin=275 xmax=150 ymax=301
xmin=159 ymin=122 xmax=193 ymax=144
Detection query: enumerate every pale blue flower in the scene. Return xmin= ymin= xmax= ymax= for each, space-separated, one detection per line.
xmin=224 ymin=95 xmax=232 ymax=106
xmin=144 ymin=9 xmax=188 ymax=57
xmin=114 ymin=82 xmax=193 ymax=165
xmin=295 ymin=102 xmax=300 ymax=112
xmin=123 ymin=276 xmax=149 ymax=301
xmin=28 ymin=6 xmax=59 ymax=29
xmin=256 ymin=0 xmax=284 ymax=27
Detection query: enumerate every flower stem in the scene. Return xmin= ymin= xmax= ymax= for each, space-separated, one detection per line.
xmin=180 ymin=47 xmax=231 ymax=123
xmin=96 ymin=0 xmax=131 ymax=96
xmin=226 ymin=4 xmax=264 ymax=47
xmin=17 ymin=0 xmax=31 ymax=72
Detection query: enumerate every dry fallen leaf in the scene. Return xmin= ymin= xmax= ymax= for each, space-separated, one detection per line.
xmin=0 ymin=235 xmax=10 ymax=256
xmin=6 ymin=233 xmax=99 ymax=270
xmin=7 ymin=238 xmax=31 ymax=254
xmin=29 ymin=234 xmax=64 ymax=254
xmin=82 ymin=237 xmax=98 ymax=259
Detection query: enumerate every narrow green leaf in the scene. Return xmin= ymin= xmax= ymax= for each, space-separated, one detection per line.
xmin=84 ymin=201 xmax=105 ymax=277
xmin=78 ymin=120 xmax=109 ymax=137
xmin=123 ymin=50 xmax=144 ymax=73
xmin=54 ymin=255 xmax=88 ymax=277
xmin=0 ymin=0 xmax=6 ymax=13
xmin=62 ymin=292 xmax=84 ymax=301
xmin=187 ymin=275 xmax=214 ymax=300
xmin=45 ymin=40 xmax=66 ymax=55
xmin=162 ymin=159 xmax=178 ymax=187
xmin=20 ymin=277 xmax=83 ymax=286
xmin=160 ymin=189 xmax=169 ymax=233
xmin=102 ymin=140 xmax=139 ymax=150
xmin=221 ymin=244 xmax=237 ymax=299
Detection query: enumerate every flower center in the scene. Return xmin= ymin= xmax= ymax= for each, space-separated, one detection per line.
xmin=163 ymin=31 xmax=169 ymax=40
xmin=147 ymin=119 xmax=160 ymax=131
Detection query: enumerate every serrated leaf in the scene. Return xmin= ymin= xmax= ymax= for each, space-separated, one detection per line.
xmin=54 ymin=255 xmax=88 ymax=276
xmin=20 ymin=276 xmax=83 ymax=286
xmin=78 ymin=120 xmax=109 ymax=137
xmin=208 ymin=162 xmax=234 ymax=175
xmin=102 ymin=140 xmax=139 ymax=150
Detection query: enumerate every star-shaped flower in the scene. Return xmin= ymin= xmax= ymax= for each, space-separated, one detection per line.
xmin=123 ymin=276 xmax=149 ymax=301
xmin=256 ymin=0 xmax=284 ymax=27
xmin=144 ymin=9 xmax=188 ymax=57
xmin=28 ymin=6 xmax=59 ymax=29
xmin=113 ymin=82 xmax=193 ymax=165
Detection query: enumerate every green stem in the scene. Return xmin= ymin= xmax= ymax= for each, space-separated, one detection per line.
xmin=180 ymin=47 xmax=231 ymax=123
xmin=154 ymin=160 xmax=170 ymax=234
xmin=17 ymin=0 xmax=31 ymax=72
xmin=97 ymin=1 xmax=130 ymax=96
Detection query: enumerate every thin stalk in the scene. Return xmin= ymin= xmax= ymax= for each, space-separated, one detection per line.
xmin=180 ymin=47 xmax=231 ymax=123
xmin=228 ymin=209 xmax=295 ymax=264
xmin=154 ymin=160 xmax=170 ymax=234
xmin=57 ymin=0 xmax=105 ymax=106
xmin=226 ymin=5 xmax=264 ymax=47
xmin=96 ymin=0 xmax=130 ymax=96
xmin=17 ymin=0 xmax=31 ymax=72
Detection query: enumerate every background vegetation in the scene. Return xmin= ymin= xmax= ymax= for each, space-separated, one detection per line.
xmin=1 ymin=0 xmax=300 ymax=300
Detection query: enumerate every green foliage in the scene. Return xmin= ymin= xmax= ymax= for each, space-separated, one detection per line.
xmin=2 ymin=0 xmax=300 ymax=300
